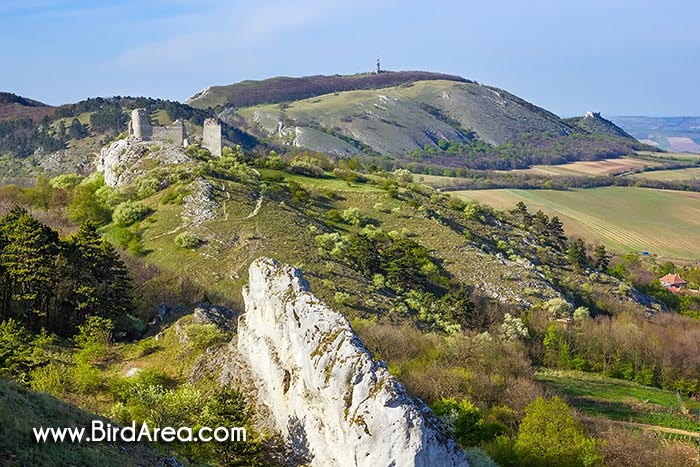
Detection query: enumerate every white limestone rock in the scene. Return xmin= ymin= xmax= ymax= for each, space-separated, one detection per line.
xmin=96 ymin=139 xmax=191 ymax=187
xmin=238 ymin=257 xmax=469 ymax=467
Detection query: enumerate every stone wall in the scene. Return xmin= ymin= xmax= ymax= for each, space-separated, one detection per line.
xmin=152 ymin=119 xmax=187 ymax=147
xmin=128 ymin=109 xmax=188 ymax=147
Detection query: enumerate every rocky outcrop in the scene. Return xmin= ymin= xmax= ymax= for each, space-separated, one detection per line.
xmin=193 ymin=302 xmax=237 ymax=332
xmin=238 ymin=258 xmax=469 ymax=467
xmin=96 ymin=139 xmax=191 ymax=187
xmin=181 ymin=177 xmax=221 ymax=224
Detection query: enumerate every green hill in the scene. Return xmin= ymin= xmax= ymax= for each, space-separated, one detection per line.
xmin=199 ymin=73 xmax=645 ymax=163
xmin=565 ymin=112 xmax=635 ymax=139
xmin=0 ymin=92 xmax=54 ymax=121
xmin=0 ymin=378 xmax=164 ymax=467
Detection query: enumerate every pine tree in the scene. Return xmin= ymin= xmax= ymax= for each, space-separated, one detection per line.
xmin=593 ymin=244 xmax=610 ymax=271
xmin=547 ymin=216 xmax=567 ymax=249
xmin=63 ymin=222 xmax=133 ymax=329
xmin=533 ymin=210 xmax=550 ymax=236
xmin=510 ymin=201 xmax=532 ymax=226
xmin=0 ymin=207 xmax=60 ymax=331
xmin=567 ymin=238 xmax=588 ymax=271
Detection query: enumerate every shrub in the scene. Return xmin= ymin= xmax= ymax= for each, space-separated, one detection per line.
xmin=289 ymin=156 xmax=326 ymax=177
xmin=334 ymin=292 xmax=351 ymax=306
xmin=71 ymin=362 xmax=102 ymax=393
xmin=515 ymin=396 xmax=601 ymax=467
xmin=183 ymin=323 xmax=228 ymax=351
xmin=393 ymin=168 xmax=413 ymax=183
xmin=341 ymin=207 xmax=366 ymax=226
xmin=174 ymin=231 xmax=201 ymax=249
xmin=431 ymin=398 xmax=487 ymax=446
xmin=49 ymin=173 xmax=83 ymax=189
xmin=29 ymin=363 xmax=65 ymax=396
xmin=464 ymin=448 xmax=499 ymax=467
xmin=113 ymin=201 xmax=149 ymax=227
xmin=500 ymin=313 xmax=529 ymax=341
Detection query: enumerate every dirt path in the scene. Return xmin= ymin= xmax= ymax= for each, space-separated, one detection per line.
xmin=583 ymin=416 xmax=700 ymax=438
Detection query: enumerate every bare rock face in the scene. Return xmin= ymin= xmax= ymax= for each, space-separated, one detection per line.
xmin=96 ymin=139 xmax=191 ymax=187
xmin=238 ymin=258 xmax=469 ymax=467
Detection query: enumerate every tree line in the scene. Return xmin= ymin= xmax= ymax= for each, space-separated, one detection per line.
xmin=0 ymin=207 xmax=133 ymax=337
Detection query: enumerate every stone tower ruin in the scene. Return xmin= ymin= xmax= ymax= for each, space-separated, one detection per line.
xmin=128 ymin=108 xmax=152 ymax=141
xmin=202 ymin=118 xmax=222 ymax=157
xmin=127 ymin=109 xmax=189 ymax=147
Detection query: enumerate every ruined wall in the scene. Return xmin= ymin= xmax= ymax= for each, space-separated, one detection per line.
xmin=202 ymin=118 xmax=222 ymax=157
xmin=152 ymin=119 xmax=187 ymax=147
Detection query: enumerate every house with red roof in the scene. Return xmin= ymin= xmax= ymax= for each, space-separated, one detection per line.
xmin=659 ymin=273 xmax=687 ymax=292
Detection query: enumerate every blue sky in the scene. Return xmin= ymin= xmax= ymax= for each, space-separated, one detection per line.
xmin=1 ymin=0 xmax=698 ymax=116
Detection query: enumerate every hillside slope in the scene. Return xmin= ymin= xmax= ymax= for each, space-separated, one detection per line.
xmin=565 ymin=112 xmax=635 ymax=140
xmin=186 ymin=71 xmax=471 ymax=109
xmin=0 ymin=379 xmax=167 ymax=467
xmin=0 ymin=92 xmax=54 ymax=121
xmin=213 ymin=74 xmax=641 ymax=157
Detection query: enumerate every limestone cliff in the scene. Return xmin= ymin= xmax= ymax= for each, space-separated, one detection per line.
xmin=238 ymin=258 xmax=469 ymax=467
xmin=96 ymin=139 xmax=191 ymax=187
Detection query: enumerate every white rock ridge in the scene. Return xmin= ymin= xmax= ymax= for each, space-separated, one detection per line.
xmin=238 ymin=258 xmax=469 ymax=467
xmin=96 ymin=139 xmax=191 ymax=187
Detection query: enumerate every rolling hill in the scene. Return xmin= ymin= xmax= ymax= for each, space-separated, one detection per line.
xmin=188 ymin=71 xmax=641 ymax=160
xmin=0 ymin=92 xmax=54 ymax=121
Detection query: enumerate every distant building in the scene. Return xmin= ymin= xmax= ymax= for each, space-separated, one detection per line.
xmin=660 ymin=273 xmax=687 ymax=290
xmin=128 ymin=108 xmax=188 ymax=147
xmin=202 ymin=118 xmax=222 ymax=157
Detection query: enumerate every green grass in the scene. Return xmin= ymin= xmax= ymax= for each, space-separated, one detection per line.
xmin=536 ymin=370 xmax=700 ymax=433
xmin=629 ymin=167 xmax=700 ymax=181
xmin=0 ymin=378 xmax=161 ymax=467
xmin=637 ymin=150 xmax=700 ymax=161
xmin=452 ymin=187 xmax=700 ymax=259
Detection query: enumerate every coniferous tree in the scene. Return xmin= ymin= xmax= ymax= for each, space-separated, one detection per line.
xmin=547 ymin=216 xmax=567 ymax=249
xmin=566 ymin=238 xmax=588 ymax=271
xmin=593 ymin=244 xmax=610 ymax=271
xmin=0 ymin=207 xmax=60 ymax=331
xmin=63 ymin=222 xmax=133 ymax=327
xmin=510 ymin=201 xmax=533 ymax=227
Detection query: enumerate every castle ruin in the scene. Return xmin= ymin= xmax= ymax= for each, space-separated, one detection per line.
xmin=202 ymin=118 xmax=222 ymax=157
xmin=128 ymin=108 xmax=188 ymax=147
xmin=128 ymin=109 xmax=152 ymax=141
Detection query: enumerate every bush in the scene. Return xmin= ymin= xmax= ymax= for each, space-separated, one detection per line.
xmin=174 ymin=231 xmax=201 ymax=249
xmin=112 ymin=201 xmax=150 ymax=227
xmin=431 ymin=398 xmax=488 ymax=446
xmin=334 ymin=292 xmax=351 ymax=306
xmin=341 ymin=207 xmax=366 ymax=226
xmin=29 ymin=363 xmax=65 ymax=396
xmin=49 ymin=173 xmax=83 ymax=189
xmin=71 ymin=362 xmax=102 ymax=393
xmin=464 ymin=448 xmax=499 ymax=467
xmin=183 ymin=323 xmax=228 ymax=351
xmin=515 ymin=396 xmax=601 ymax=467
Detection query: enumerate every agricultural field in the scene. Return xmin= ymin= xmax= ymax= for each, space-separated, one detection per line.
xmin=537 ymin=370 xmax=700 ymax=435
xmin=637 ymin=150 xmax=700 ymax=161
xmin=629 ymin=167 xmax=700 ymax=181
xmin=451 ymin=187 xmax=700 ymax=259
xmin=499 ymin=157 xmax=663 ymax=177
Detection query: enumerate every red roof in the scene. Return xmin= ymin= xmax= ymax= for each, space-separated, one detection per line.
xmin=660 ymin=273 xmax=687 ymax=286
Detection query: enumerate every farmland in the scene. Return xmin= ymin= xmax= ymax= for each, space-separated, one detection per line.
xmin=630 ymin=167 xmax=700 ymax=181
xmin=537 ymin=370 xmax=700 ymax=434
xmin=451 ymin=187 xmax=700 ymax=259
xmin=498 ymin=157 xmax=663 ymax=177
